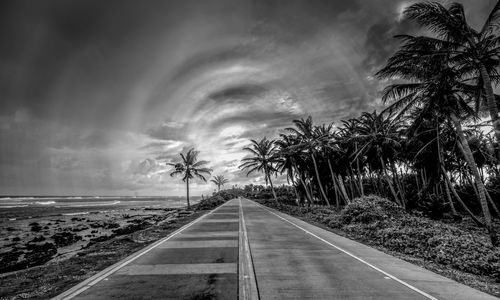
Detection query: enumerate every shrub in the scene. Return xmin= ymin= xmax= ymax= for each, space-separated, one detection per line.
xmin=339 ymin=195 xmax=403 ymax=225
xmin=196 ymin=195 xmax=226 ymax=210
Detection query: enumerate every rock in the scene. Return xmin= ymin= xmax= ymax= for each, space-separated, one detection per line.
xmin=103 ymin=222 xmax=120 ymax=229
xmin=30 ymin=235 xmax=46 ymax=243
xmin=52 ymin=231 xmax=82 ymax=247
xmin=71 ymin=225 xmax=89 ymax=232
xmin=30 ymin=223 xmax=42 ymax=232
xmin=87 ymin=234 xmax=115 ymax=246
xmin=0 ymin=243 xmax=57 ymax=273
xmin=24 ymin=242 xmax=57 ymax=267
xmin=112 ymin=220 xmax=150 ymax=235
xmin=177 ymin=211 xmax=193 ymax=216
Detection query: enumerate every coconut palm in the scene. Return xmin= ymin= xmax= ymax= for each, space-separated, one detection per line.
xmin=167 ymin=148 xmax=212 ymax=209
xmin=275 ymin=133 xmax=314 ymax=204
xmin=377 ymin=38 xmax=498 ymax=245
xmin=350 ymin=111 xmax=405 ymax=206
xmin=211 ymin=174 xmax=229 ymax=192
xmin=285 ymin=117 xmax=331 ymax=206
xmin=403 ymin=1 xmax=500 ymax=157
xmin=239 ymin=137 xmax=280 ymax=203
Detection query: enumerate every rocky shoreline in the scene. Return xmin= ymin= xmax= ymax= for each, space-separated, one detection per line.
xmin=0 ymin=206 xmax=191 ymax=274
xmin=0 ymin=205 xmax=203 ymax=299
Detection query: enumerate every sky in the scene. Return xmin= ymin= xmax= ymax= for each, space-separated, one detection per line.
xmin=0 ymin=0 xmax=496 ymax=196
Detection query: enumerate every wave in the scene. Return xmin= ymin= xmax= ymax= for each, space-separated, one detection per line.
xmin=62 ymin=212 xmax=89 ymax=216
xmin=57 ymin=200 xmax=121 ymax=207
xmin=0 ymin=205 xmax=29 ymax=208
xmin=35 ymin=201 xmax=56 ymax=205
xmin=0 ymin=197 xmax=35 ymax=201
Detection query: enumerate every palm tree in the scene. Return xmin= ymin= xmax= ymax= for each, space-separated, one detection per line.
xmin=403 ymin=1 xmax=500 ymax=157
xmin=285 ymin=117 xmax=331 ymax=206
xmin=377 ymin=38 xmax=498 ymax=245
xmin=239 ymin=138 xmax=280 ymax=203
xmin=167 ymin=148 xmax=212 ymax=209
xmin=351 ymin=111 xmax=405 ymax=206
xmin=211 ymin=175 xmax=229 ymax=192
xmin=275 ymin=133 xmax=313 ymax=204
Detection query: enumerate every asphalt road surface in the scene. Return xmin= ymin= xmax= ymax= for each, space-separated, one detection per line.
xmin=54 ymin=198 xmax=497 ymax=300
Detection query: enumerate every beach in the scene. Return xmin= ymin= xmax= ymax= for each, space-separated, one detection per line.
xmin=0 ymin=196 xmax=200 ymax=274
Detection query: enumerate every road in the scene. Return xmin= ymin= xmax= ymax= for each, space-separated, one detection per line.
xmin=54 ymin=198 xmax=498 ymax=300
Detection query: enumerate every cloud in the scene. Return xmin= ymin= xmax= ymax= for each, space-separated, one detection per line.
xmin=0 ymin=0 xmax=496 ymax=195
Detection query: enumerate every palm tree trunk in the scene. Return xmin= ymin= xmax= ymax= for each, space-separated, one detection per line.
xmin=355 ymin=142 xmax=364 ymax=196
xmin=327 ymin=159 xmax=341 ymax=208
xmin=478 ymin=63 xmax=500 ymax=159
xmin=337 ymin=175 xmax=351 ymax=204
xmin=436 ymin=126 xmax=456 ymax=216
xmin=441 ymin=164 xmax=483 ymax=226
xmin=486 ymin=188 xmax=500 ymax=219
xmin=186 ymin=177 xmax=190 ymax=209
xmin=391 ymin=162 xmax=406 ymax=207
xmin=265 ymin=165 xmax=278 ymax=204
xmin=293 ymin=161 xmax=313 ymax=204
xmin=379 ymin=157 xmax=402 ymax=206
xmin=451 ymin=113 xmax=497 ymax=245
xmin=311 ymin=153 xmax=330 ymax=206
xmin=348 ymin=166 xmax=358 ymax=198
xmin=443 ymin=176 xmax=458 ymax=216
xmin=415 ymin=171 xmax=420 ymax=192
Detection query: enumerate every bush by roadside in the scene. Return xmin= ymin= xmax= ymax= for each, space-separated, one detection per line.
xmin=258 ymin=195 xmax=500 ymax=296
xmin=194 ymin=189 xmax=243 ymax=210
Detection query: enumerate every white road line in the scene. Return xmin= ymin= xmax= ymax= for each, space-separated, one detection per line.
xmin=239 ymin=198 xmax=260 ymax=300
xmin=53 ymin=202 xmax=232 ymax=300
xmin=253 ymin=201 xmax=439 ymax=300
xmin=157 ymin=240 xmax=238 ymax=248
xmin=115 ymin=263 xmax=237 ymax=275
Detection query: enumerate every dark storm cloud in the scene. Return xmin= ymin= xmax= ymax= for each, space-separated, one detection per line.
xmin=208 ymin=84 xmax=268 ymax=102
xmin=363 ymin=18 xmax=418 ymax=72
xmin=251 ymin=0 xmax=360 ymax=44
xmin=169 ymin=48 xmax=257 ymax=84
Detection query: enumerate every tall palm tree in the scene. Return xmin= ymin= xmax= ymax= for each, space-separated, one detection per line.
xmin=275 ymin=133 xmax=313 ymax=204
xmin=239 ymin=138 xmax=280 ymax=203
xmin=377 ymin=39 xmax=498 ymax=245
xmin=285 ymin=117 xmax=331 ymax=206
xmin=211 ymin=174 xmax=229 ymax=192
xmin=351 ymin=111 xmax=405 ymax=206
xmin=167 ymin=148 xmax=212 ymax=209
xmin=403 ymin=1 xmax=500 ymax=157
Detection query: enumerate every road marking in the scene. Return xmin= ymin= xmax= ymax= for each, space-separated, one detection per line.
xmin=253 ymin=201 xmax=439 ymax=300
xmin=157 ymin=240 xmax=238 ymax=248
xmin=115 ymin=263 xmax=237 ymax=275
xmin=53 ymin=202 xmax=234 ymax=300
xmin=202 ymin=219 xmax=240 ymax=223
xmin=239 ymin=198 xmax=260 ymax=300
xmin=179 ymin=231 xmax=238 ymax=238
